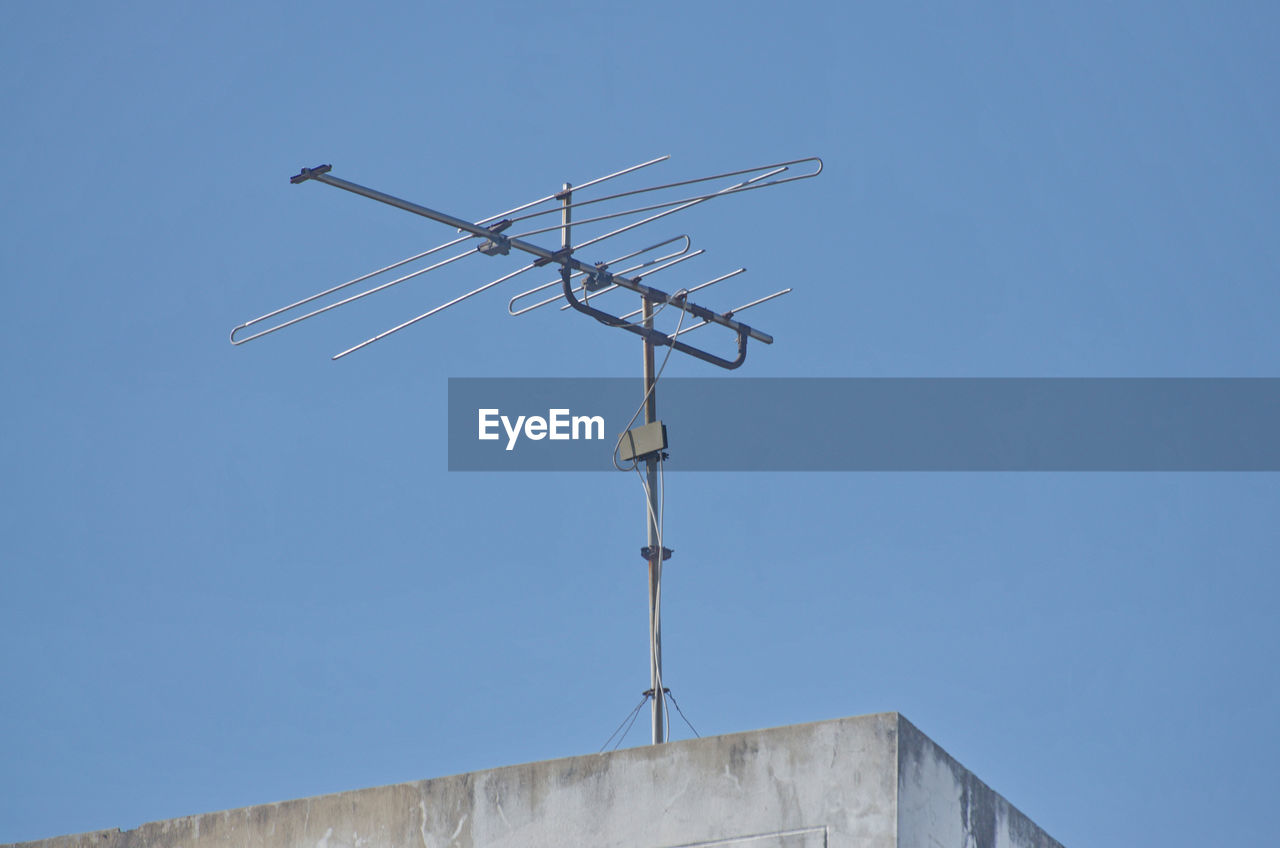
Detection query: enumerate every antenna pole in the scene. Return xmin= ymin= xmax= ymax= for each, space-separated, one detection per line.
xmin=643 ymin=298 xmax=666 ymax=744
xmin=561 ymin=179 xmax=666 ymax=746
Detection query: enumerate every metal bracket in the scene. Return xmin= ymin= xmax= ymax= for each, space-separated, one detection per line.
xmin=475 ymin=218 xmax=512 ymax=255
xmin=584 ymin=262 xmax=613 ymax=292
xmin=477 ymin=236 xmax=510 ymax=256
xmin=641 ymin=546 xmax=674 ymax=562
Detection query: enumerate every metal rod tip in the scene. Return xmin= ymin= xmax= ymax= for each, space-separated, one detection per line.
xmin=290 ymin=164 xmax=332 ymax=184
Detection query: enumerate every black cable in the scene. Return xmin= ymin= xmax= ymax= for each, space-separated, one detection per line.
xmin=667 ymin=689 xmax=700 ymax=738
xmin=600 ymin=693 xmax=649 ymax=753
xmin=613 ymin=696 xmax=648 ymax=751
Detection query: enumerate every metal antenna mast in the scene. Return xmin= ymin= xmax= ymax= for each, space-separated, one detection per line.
xmin=232 ymin=155 xmax=822 ymax=745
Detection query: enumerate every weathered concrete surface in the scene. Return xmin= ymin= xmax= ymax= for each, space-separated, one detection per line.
xmin=6 ymin=713 xmax=1062 ymax=848
xmin=897 ymin=717 xmax=1064 ymax=848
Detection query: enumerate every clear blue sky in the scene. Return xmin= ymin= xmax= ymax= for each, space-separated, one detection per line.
xmin=3 ymin=2 xmax=1277 ymax=846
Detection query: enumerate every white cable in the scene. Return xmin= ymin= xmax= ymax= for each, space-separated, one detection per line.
xmin=633 ymin=463 xmax=663 ymax=720
xmin=612 ymin=290 xmax=691 ymax=472
xmin=609 ymin=291 xmax=688 ymax=739
xmin=658 ymin=453 xmax=669 ymax=740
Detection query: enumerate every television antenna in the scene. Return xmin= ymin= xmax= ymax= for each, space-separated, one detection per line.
xmin=231 ymin=154 xmax=823 ymax=745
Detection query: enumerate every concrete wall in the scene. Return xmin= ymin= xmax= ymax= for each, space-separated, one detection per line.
xmin=7 ymin=713 xmax=1062 ymax=848
xmin=897 ymin=717 xmax=1063 ymax=848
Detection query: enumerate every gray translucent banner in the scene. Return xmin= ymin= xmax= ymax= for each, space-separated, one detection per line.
xmin=447 ymin=378 xmax=1280 ymax=471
